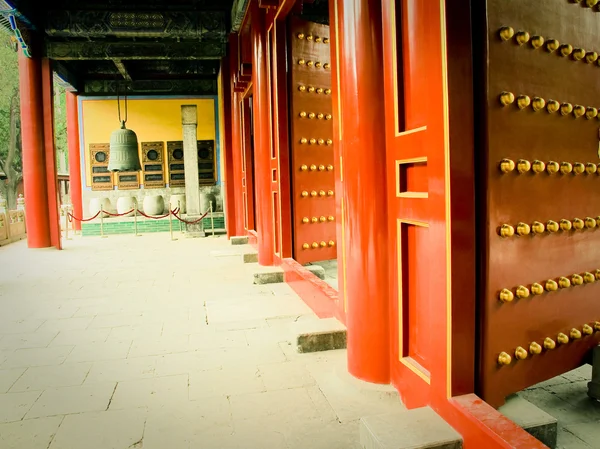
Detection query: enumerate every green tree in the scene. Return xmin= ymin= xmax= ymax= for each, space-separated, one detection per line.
xmin=0 ymin=29 xmax=21 ymax=210
xmin=54 ymin=83 xmax=68 ymax=173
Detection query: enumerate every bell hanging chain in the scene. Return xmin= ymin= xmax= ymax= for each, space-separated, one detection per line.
xmin=117 ymin=82 xmax=128 ymax=128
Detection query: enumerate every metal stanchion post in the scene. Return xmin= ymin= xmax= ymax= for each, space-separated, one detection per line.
xmin=65 ymin=206 xmax=71 ymax=240
xmin=178 ymin=201 xmax=182 ymax=233
xmin=134 ymin=198 xmax=140 ymax=237
xmin=69 ymin=206 xmax=73 ymax=238
xmin=210 ymin=202 xmax=215 ymax=237
xmin=169 ymin=208 xmax=177 ymax=241
xmin=100 ymin=205 xmax=107 ymax=238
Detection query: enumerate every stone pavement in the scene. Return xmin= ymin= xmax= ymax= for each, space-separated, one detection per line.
xmin=0 ymin=234 xmax=402 ymax=449
xmin=519 ymin=364 xmax=600 ymax=449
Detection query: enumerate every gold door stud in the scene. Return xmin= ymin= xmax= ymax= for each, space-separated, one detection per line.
xmin=498 ymin=352 xmax=512 ymax=365
xmin=499 ymin=26 xmax=515 ymax=41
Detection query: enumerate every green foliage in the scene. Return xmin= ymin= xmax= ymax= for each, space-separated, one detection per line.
xmin=54 ymin=83 xmax=68 ymax=172
xmin=0 ymin=28 xmax=20 ymax=209
xmin=0 ymin=27 xmax=69 ymax=207
xmin=0 ymin=28 xmax=20 ymax=177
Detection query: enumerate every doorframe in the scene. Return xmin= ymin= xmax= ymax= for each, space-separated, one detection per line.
xmin=241 ymin=89 xmax=257 ymax=233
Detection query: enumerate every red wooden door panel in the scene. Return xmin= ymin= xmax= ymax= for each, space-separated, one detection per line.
xmin=476 ymin=0 xmax=600 ymax=407
xmin=382 ymin=0 xmax=450 ymax=407
xmin=288 ymin=17 xmax=336 ymax=264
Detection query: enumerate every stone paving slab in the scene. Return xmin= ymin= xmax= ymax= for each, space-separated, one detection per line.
xmin=556 ymin=429 xmax=593 ymax=449
xmin=0 ymin=234 xmax=407 ymax=449
xmin=0 ymin=416 xmax=64 ymax=449
xmin=25 ymin=382 xmax=116 ymax=419
xmin=0 ymin=391 xmax=42 ymax=423
xmin=518 ymin=365 xmax=600 ymax=447
xmin=563 ymin=421 xmax=600 ymax=448
xmin=49 ymin=408 xmax=147 ymax=449
xmin=9 ymin=362 xmax=92 ymax=393
xmin=499 ymin=394 xmax=557 ymax=448
xmin=360 ymin=406 xmax=462 ymax=449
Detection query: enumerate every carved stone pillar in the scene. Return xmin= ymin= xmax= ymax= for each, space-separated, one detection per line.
xmin=181 ymin=105 xmax=204 ymax=236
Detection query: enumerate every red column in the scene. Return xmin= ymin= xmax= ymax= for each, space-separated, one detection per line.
xmin=18 ymin=51 xmax=51 ymax=248
xmin=41 ymin=59 xmax=61 ymax=250
xmin=66 ymin=92 xmax=83 ymax=231
xmin=221 ymin=59 xmax=237 ymax=239
xmin=229 ymin=34 xmax=246 ymax=237
xmin=331 ymin=0 xmax=390 ymax=383
xmin=251 ymin=5 xmax=274 ymax=266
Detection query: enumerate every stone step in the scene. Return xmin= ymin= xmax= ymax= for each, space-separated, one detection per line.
xmin=230 ymin=236 xmax=249 ymax=245
xmin=304 ymin=264 xmax=326 ymax=280
xmin=498 ymin=394 xmax=557 ymax=449
xmin=253 ymin=266 xmax=284 ymax=285
xmin=360 ymin=406 xmax=463 ymax=449
xmin=242 ymin=251 xmax=258 ymax=264
xmin=290 ymin=317 xmax=347 ymax=353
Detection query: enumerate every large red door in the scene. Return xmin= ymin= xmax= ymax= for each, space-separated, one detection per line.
xmin=476 ymin=0 xmax=600 ymax=407
xmin=287 ymin=17 xmax=336 ymax=265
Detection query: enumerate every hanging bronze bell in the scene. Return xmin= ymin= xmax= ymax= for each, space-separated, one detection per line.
xmin=108 ymin=121 xmax=141 ymax=171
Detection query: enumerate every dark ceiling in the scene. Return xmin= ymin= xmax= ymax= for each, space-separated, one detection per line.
xmin=4 ymin=0 xmax=237 ymax=95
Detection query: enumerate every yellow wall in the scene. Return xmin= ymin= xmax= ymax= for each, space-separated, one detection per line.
xmin=81 ymin=98 xmax=216 ymax=186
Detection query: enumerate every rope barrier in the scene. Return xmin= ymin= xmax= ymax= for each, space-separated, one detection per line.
xmin=172 ymin=209 xmax=209 ymax=225
xmin=66 ymin=206 xmax=212 ymax=231
xmin=67 ymin=210 xmax=101 ymax=223
xmin=67 ymin=208 xmax=185 ymax=223
xmin=103 ymin=209 xmax=135 ymax=217
xmin=135 ymin=209 xmax=172 ymax=220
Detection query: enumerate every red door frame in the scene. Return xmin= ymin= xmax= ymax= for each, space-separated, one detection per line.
xmin=220 ymin=57 xmax=237 ymax=239
xmin=380 ymin=1 xmax=547 ymax=448
xmin=268 ymin=17 xmax=293 ymax=261
xmin=227 ymin=33 xmax=247 ymax=238
xmin=240 ymin=92 xmax=257 ymax=234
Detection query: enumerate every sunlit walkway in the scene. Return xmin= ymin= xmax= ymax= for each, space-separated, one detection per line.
xmin=0 ymin=234 xmax=401 ymax=449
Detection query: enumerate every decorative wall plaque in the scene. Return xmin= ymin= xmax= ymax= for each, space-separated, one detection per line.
xmin=167 ymin=140 xmax=185 ymax=187
xmin=90 ymin=143 xmax=114 ymax=191
xmin=197 ymin=139 xmax=216 ymax=185
xmin=141 ymin=141 xmax=166 ymax=189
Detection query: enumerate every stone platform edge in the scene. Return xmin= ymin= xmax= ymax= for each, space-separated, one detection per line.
xmin=280 ymin=257 xmax=344 ymax=322
xmin=290 ymin=317 xmax=346 ymax=353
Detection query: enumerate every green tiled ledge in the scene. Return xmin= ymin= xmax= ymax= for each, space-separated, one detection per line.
xmin=81 ymin=216 xmax=225 ymax=236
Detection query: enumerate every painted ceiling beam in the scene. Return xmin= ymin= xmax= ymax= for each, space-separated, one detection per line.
xmin=42 ymin=0 xmax=229 ymax=11
xmin=230 ymin=0 xmax=250 ymax=32
xmin=83 ymin=79 xmax=217 ymax=96
xmin=45 ymin=10 xmax=227 ymax=41
xmin=45 ymin=40 xmax=226 ymax=60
